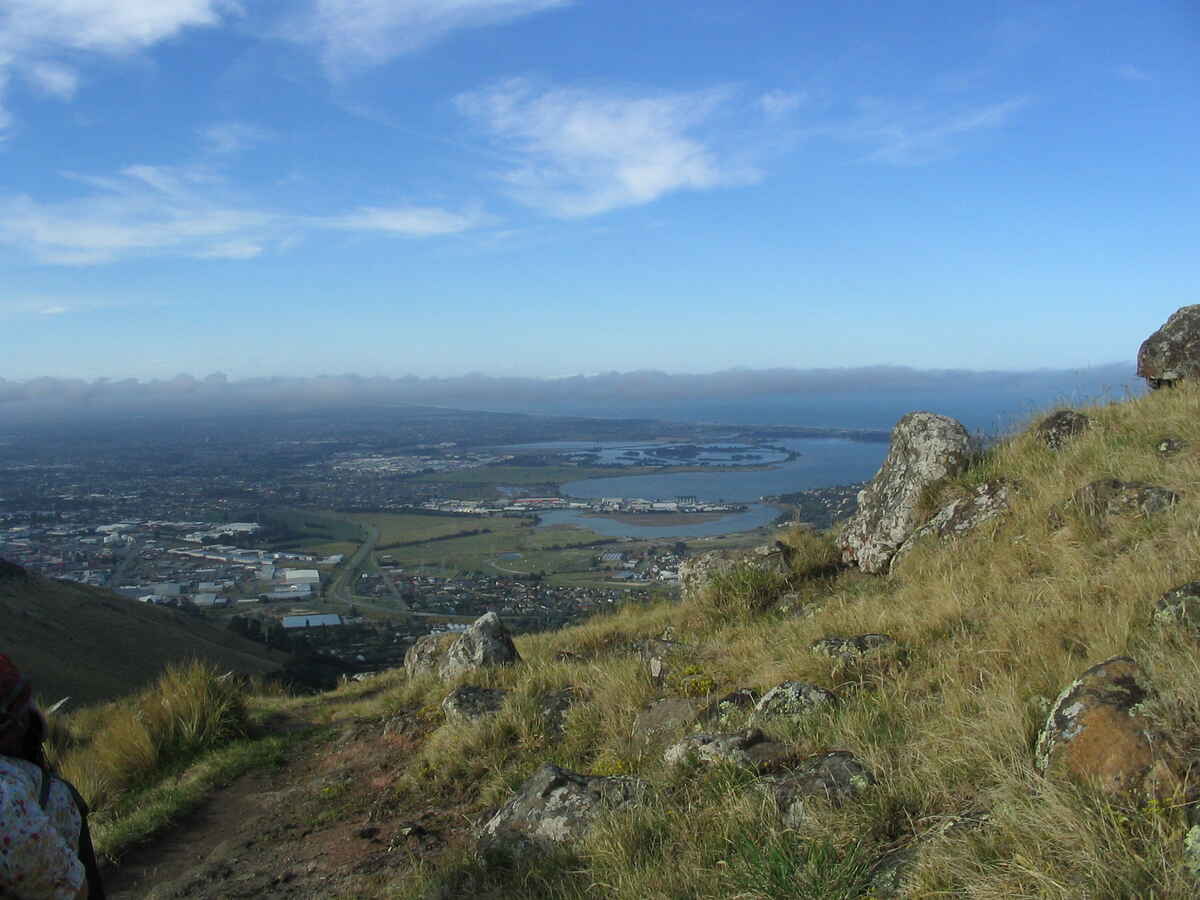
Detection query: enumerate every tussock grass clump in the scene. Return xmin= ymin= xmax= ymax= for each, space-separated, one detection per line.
xmin=46 ymin=659 xmax=249 ymax=812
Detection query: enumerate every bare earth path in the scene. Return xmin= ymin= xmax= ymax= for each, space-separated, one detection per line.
xmin=100 ymin=712 xmax=461 ymax=899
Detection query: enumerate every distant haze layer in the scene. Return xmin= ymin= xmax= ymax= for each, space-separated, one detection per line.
xmin=0 ymin=364 xmax=1139 ymax=434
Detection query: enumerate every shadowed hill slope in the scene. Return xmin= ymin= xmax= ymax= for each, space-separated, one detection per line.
xmin=0 ymin=562 xmax=287 ymax=705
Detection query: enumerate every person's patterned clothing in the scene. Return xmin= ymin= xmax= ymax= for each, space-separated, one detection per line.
xmin=0 ymin=755 xmax=84 ymax=899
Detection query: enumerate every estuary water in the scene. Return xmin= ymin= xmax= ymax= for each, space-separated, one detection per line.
xmin=528 ymin=436 xmax=888 ymax=538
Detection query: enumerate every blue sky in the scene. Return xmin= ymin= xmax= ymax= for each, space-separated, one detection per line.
xmin=0 ymin=0 xmax=1196 ymax=380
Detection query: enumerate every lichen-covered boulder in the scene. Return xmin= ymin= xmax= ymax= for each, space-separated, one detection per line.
xmin=1034 ymin=657 xmax=1183 ymax=798
xmin=678 ymin=542 xmax=792 ymax=602
xmin=840 ymin=412 xmax=972 ymax=574
xmin=1138 ymin=305 xmax=1200 ymax=388
xmin=1035 ymin=410 xmax=1090 ymax=450
xmin=439 ymin=612 xmax=521 ymax=680
xmin=810 ymin=634 xmax=897 ymax=661
xmin=1153 ymin=582 xmax=1200 ymax=635
xmin=753 ymin=681 xmax=837 ymax=720
xmin=478 ymin=764 xmax=648 ymax=859
xmin=759 ymin=751 xmax=877 ymax=829
xmin=404 ymin=633 xmax=449 ymax=678
xmin=891 ymin=480 xmax=1012 ymax=571
xmin=441 ymin=685 xmax=509 ymax=723
xmin=663 ymin=728 xmax=791 ymax=772
xmin=1062 ymin=479 xmax=1180 ymax=525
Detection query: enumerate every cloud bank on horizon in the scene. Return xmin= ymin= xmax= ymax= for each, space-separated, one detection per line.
xmin=0 ymin=363 xmax=1142 ymax=433
xmin=0 ymin=1 xmax=1194 ymax=379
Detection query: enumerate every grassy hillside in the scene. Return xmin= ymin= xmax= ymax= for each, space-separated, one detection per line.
xmin=368 ymin=380 xmax=1200 ymax=898
xmin=76 ymin=381 xmax=1200 ymax=897
xmin=0 ymin=565 xmax=288 ymax=705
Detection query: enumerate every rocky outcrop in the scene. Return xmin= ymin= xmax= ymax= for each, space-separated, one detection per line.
xmin=439 ymin=612 xmax=522 ymax=680
xmin=753 ymin=681 xmax=837 ymax=720
xmin=811 ymin=634 xmax=897 ymax=662
xmin=663 ymin=728 xmax=790 ymax=772
xmin=840 ymin=412 xmax=973 ymax=574
xmin=1034 ymin=657 xmax=1183 ymax=798
xmin=478 ymin=764 xmax=648 ymax=859
xmin=1138 ymin=305 xmax=1200 ymax=388
xmin=1153 ymin=582 xmax=1200 ymax=636
xmin=1058 ymin=479 xmax=1180 ymax=526
xmin=441 ymin=685 xmax=509 ymax=723
xmin=891 ymin=480 xmax=1012 ymax=571
xmin=1035 ymin=410 xmax=1090 ymax=450
xmin=759 ymin=751 xmax=876 ymax=829
xmin=404 ymin=634 xmax=449 ymax=679
xmin=678 ymin=543 xmax=792 ymax=602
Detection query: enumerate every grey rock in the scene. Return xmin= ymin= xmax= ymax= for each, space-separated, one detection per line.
xmin=1157 ymin=436 xmax=1189 ymax=456
xmin=1061 ymin=479 xmax=1180 ymax=526
xmin=810 ymin=634 xmax=897 ymax=661
xmin=663 ymin=728 xmax=791 ymax=772
xmin=404 ymin=634 xmax=448 ymax=679
xmin=891 ymin=480 xmax=1012 ymax=571
xmin=478 ymin=764 xmax=648 ymax=859
xmin=439 ymin=612 xmax=521 ymax=680
xmin=1155 ymin=582 xmax=1200 ymax=635
xmin=537 ymin=688 xmax=578 ymax=740
xmin=759 ymin=750 xmax=876 ymax=829
xmin=639 ymin=638 xmax=686 ymax=687
xmin=1035 ymin=410 xmax=1090 ymax=450
xmin=753 ymin=681 xmax=837 ymax=720
xmin=632 ymin=697 xmax=701 ymax=746
xmin=867 ymin=811 xmax=990 ymax=897
xmin=840 ymin=412 xmax=973 ymax=574
xmin=698 ymin=689 xmax=760 ymax=726
xmin=678 ymin=542 xmax=792 ymax=603
xmin=1138 ymin=304 xmax=1200 ymax=388
xmin=441 ymin=685 xmax=509 ymax=723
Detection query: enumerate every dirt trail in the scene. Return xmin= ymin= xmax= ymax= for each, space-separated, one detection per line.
xmin=100 ymin=713 xmax=459 ymax=899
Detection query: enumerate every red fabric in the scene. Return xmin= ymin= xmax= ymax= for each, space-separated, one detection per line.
xmin=0 ymin=655 xmax=31 ymax=721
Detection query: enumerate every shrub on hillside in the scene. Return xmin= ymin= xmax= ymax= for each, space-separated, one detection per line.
xmin=46 ymin=659 xmax=249 ymax=812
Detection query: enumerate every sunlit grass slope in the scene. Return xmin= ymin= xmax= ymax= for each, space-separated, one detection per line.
xmin=377 ymin=381 xmax=1200 ymax=898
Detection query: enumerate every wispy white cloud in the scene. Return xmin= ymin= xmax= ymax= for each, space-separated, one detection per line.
xmin=287 ymin=0 xmax=570 ymax=75
xmin=38 ymin=304 xmax=66 ymax=315
xmin=196 ymin=240 xmax=264 ymax=259
xmin=329 ymin=205 xmax=487 ymax=236
xmin=1116 ymin=63 xmax=1152 ymax=83
xmin=0 ymin=0 xmax=233 ymax=136
xmin=457 ymin=78 xmax=759 ymax=218
xmin=0 ymin=162 xmax=487 ymax=265
xmin=25 ymin=60 xmax=77 ymax=98
xmin=827 ymin=96 xmax=1030 ymax=166
xmin=758 ymin=89 xmax=805 ymax=120
xmin=201 ymin=121 xmax=273 ymax=154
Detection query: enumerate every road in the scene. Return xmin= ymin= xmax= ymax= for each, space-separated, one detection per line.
xmin=326 ymin=524 xmax=379 ymax=604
